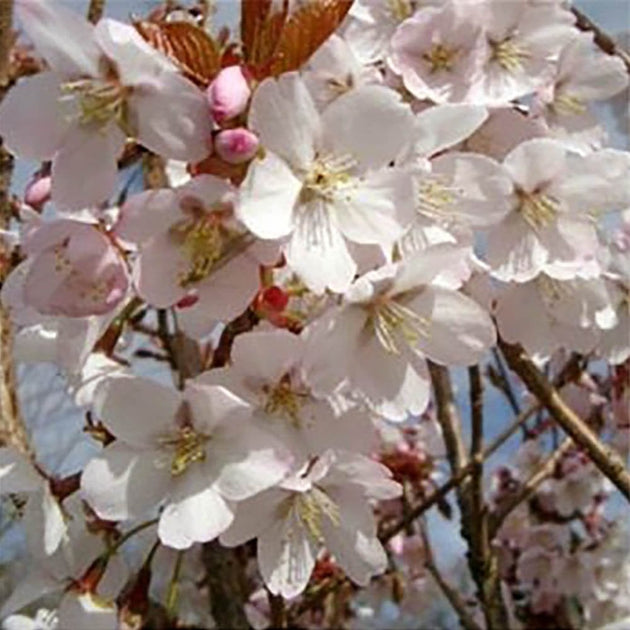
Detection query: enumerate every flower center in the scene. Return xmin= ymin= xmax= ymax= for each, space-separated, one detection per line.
xmin=417 ymin=177 xmax=459 ymax=220
xmin=491 ymin=38 xmax=528 ymax=73
xmin=303 ymin=154 xmax=356 ymax=200
xmin=169 ymin=215 xmax=225 ymax=288
xmin=387 ymin=0 xmax=413 ymax=21
xmin=423 ymin=44 xmax=458 ymax=73
xmin=60 ymin=77 xmax=129 ymax=130
xmin=293 ymin=486 xmax=340 ymax=543
xmin=159 ymin=426 xmax=209 ymax=476
xmin=552 ymin=93 xmax=587 ymax=116
xmin=262 ymin=375 xmax=307 ymax=428
xmin=368 ymin=298 xmax=430 ymax=355
xmin=516 ymin=189 xmax=560 ymax=231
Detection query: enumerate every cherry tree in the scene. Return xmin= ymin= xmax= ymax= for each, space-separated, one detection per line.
xmin=0 ymin=0 xmax=628 ymax=628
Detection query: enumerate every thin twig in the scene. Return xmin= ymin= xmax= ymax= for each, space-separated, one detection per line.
xmin=571 ymin=6 xmax=630 ymax=73
xmin=0 ymin=0 xmax=30 ymax=457
xmin=87 ymin=0 xmax=106 ymax=24
xmin=490 ymin=438 xmax=574 ymax=535
xmin=0 ymin=0 xmax=13 ymax=87
xmin=500 ymin=340 xmax=630 ymax=501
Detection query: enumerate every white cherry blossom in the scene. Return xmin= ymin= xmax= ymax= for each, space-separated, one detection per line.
xmin=238 ymin=72 xmax=415 ymax=293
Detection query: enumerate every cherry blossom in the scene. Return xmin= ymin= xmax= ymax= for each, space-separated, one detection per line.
xmin=80 ymin=376 xmax=291 ymax=549
xmin=0 ymin=0 xmax=211 ymax=210
xmin=220 ymin=449 xmax=401 ymax=598
xmin=238 ymin=72 xmax=415 ymax=293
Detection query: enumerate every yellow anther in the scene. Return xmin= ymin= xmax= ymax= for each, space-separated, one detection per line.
xmin=263 ymin=376 xmax=307 ymax=428
xmin=303 ymin=153 xmax=357 ymax=201
xmin=491 ymin=38 xmax=529 ymax=73
xmin=517 ymin=190 xmax=560 ymax=231
xmin=387 ymin=0 xmax=413 ymax=21
xmin=424 ymin=44 xmax=458 ymax=73
xmin=159 ymin=426 xmax=208 ymax=476
xmin=294 ymin=486 xmax=341 ymax=544
xmin=369 ymin=298 xmax=430 ymax=355
xmin=60 ymin=78 xmax=129 ymax=129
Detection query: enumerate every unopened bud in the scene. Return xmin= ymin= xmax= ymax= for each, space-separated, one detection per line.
xmin=214 ymin=128 xmax=259 ymax=164
xmin=207 ymin=66 xmax=251 ymax=124
xmin=24 ymin=174 xmax=51 ymax=209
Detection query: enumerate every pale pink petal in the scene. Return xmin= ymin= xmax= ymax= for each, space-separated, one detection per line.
xmin=16 ymin=0 xmax=100 ymax=76
xmin=258 ymin=514 xmax=317 ymax=599
xmin=0 ymin=73 xmax=69 ymax=160
xmin=81 ymin=444 xmax=170 ymax=521
xmin=159 ymin=479 xmax=233 ymax=549
xmin=94 ymin=18 xmax=174 ymax=84
xmin=116 ymin=188 xmax=179 ymax=244
xmin=413 ymin=104 xmax=488 ymax=157
xmin=238 ymin=152 xmax=301 ymax=239
xmin=503 ymin=138 xmax=567 ymax=193
xmin=486 ymin=212 xmax=548 ymax=282
xmin=321 ymin=85 xmax=413 ymax=171
xmin=212 ymin=419 xmax=291 ymax=501
xmin=132 ymin=72 xmax=212 ymax=162
xmin=134 ymin=233 xmax=188 ymax=308
xmin=248 ymin=72 xmax=320 ymax=170
xmin=285 ymin=201 xmax=356 ymax=294
xmin=52 ymin=123 xmax=125 ymax=210
xmin=95 ymin=375 xmax=180 ymax=446
xmin=411 ymin=286 xmax=496 ymax=366
xmin=220 ymin=489 xmax=287 ymax=547
xmin=332 ymin=168 xmax=415 ymax=245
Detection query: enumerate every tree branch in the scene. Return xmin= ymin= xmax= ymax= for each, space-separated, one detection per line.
xmin=490 ymin=438 xmax=574 ymax=536
xmin=571 ymin=6 xmax=630 ymax=73
xmin=500 ymin=340 xmax=630 ymax=501
xmin=87 ymin=0 xmax=106 ymax=24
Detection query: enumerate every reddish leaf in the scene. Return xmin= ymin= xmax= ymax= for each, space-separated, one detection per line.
xmin=270 ymin=0 xmax=353 ymax=76
xmin=240 ymin=0 xmax=289 ymax=74
xmin=134 ymin=21 xmax=221 ymax=87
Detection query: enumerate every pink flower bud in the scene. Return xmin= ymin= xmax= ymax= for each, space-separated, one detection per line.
xmin=24 ymin=174 xmax=51 ymax=209
xmin=206 ymin=66 xmax=251 ymax=124
xmin=214 ymin=128 xmax=259 ymax=164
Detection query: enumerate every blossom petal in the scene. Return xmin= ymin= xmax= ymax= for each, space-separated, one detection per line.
xmin=237 ymin=152 xmax=301 ymax=239
xmin=52 ymin=123 xmax=125 ymax=211
xmin=248 ymin=72 xmax=320 ymax=170
xmin=332 ymin=168 xmax=415 ymax=246
xmin=132 ymin=72 xmax=212 ymax=162
xmin=0 ymin=73 xmax=69 ymax=160
xmin=413 ymin=104 xmax=488 ymax=157
xmin=159 ymin=479 xmax=233 ymax=549
xmin=258 ymin=514 xmax=317 ymax=599
xmin=285 ymin=201 xmax=356 ymax=294
xmin=411 ymin=286 xmax=496 ymax=365
xmin=321 ymin=85 xmax=414 ymax=171
xmin=16 ymin=0 xmax=101 ymax=76
xmin=95 ymin=375 xmax=180 ymax=446
xmin=81 ymin=444 xmax=169 ymax=521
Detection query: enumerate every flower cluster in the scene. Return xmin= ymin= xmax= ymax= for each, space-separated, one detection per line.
xmin=0 ymin=0 xmax=628 ymax=628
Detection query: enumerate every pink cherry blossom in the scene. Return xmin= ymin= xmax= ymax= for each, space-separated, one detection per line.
xmin=0 ymin=0 xmax=211 ymax=210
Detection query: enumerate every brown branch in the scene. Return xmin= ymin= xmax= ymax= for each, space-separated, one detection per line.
xmin=201 ymin=542 xmax=251 ymax=630
xmin=500 ymin=340 xmax=630 ymax=501
xmin=571 ymin=6 xmax=630 ymax=73
xmin=0 ymin=0 xmax=30 ymax=457
xmin=428 ymin=363 xmax=509 ymax=629
xmin=0 ymin=0 xmax=12 ymax=87
xmin=490 ymin=438 xmax=574 ymax=536
xmin=87 ymin=0 xmax=106 ymax=24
